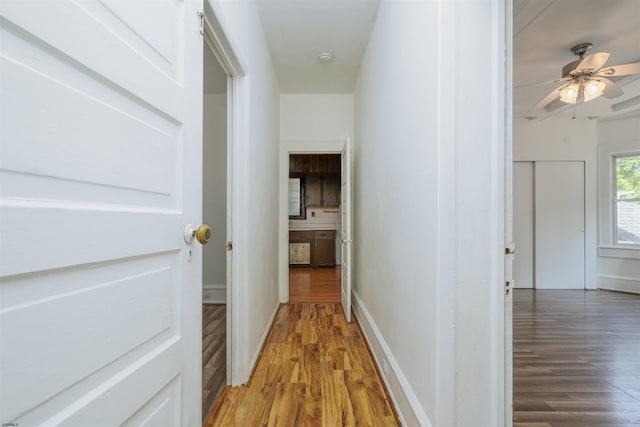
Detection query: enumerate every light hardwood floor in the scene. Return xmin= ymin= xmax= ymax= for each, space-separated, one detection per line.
xmin=513 ymin=289 xmax=640 ymax=426
xmin=203 ymin=303 xmax=226 ymax=423
xmin=205 ymin=303 xmax=400 ymax=426
xmin=289 ymin=266 xmax=341 ymax=303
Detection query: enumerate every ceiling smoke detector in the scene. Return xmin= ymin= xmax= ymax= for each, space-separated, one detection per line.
xmin=318 ymin=52 xmax=334 ymax=63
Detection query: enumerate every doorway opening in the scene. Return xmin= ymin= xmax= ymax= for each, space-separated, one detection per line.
xmin=201 ymin=39 xmax=228 ymax=422
xmin=279 ymin=139 xmax=352 ymax=321
xmin=288 ymin=154 xmax=342 ymax=303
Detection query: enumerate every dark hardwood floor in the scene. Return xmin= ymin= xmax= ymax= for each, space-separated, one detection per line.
xmin=289 ymin=266 xmax=341 ymax=303
xmin=513 ymin=289 xmax=640 ymax=427
xmin=203 ymin=303 xmax=226 ymax=423
xmin=206 ymin=303 xmax=400 ymax=426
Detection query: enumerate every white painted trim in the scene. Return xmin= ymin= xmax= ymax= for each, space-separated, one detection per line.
xmin=597 ymin=274 xmax=640 ymax=294
xmin=597 ymin=246 xmax=640 ymax=260
xmin=278 ymin=140 xmax=347 ymax=303
xmin=204 ymin=0 xmax=246 ymax=77
xmin=202 ymin=2 xmax=245 ymax=387
xmin=352 ymin=291 xmax=432 ymax=427
xmin=597 ymin=142 xmax=640 ymax=246
xmin=203 ymin=284 xmax=226 ymax=303
xmin=504 ymin=0 xmax=514 ymax=422
xmin=247 ymin=302 xmax=280 ymax=384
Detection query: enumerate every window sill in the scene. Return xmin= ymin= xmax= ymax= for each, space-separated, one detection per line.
xmin=598 ymin=245 xmax=640 ymax=260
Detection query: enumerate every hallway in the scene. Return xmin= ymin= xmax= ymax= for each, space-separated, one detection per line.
xmin=205 ymin=303 xmax=399 ymax=426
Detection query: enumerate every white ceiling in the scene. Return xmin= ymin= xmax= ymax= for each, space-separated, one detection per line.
xmin=254 ymin=0 xmax=640 ymax=118
xmin=255 ymin=0 xmax=380 ymax=93
xmin=514 ymin=0 xmax=640 ymax=120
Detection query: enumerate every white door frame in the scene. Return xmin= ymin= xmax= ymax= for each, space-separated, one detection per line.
xmin=202 ymin=0 xmax=245 ymax=386
xmin=278 ymin=140 xmax=346 ymax=303
xmin=504 ymin=0 xmax=514 ymax=422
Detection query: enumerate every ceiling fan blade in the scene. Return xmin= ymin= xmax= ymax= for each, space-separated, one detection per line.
xmin=596 ymin=62 xmax=640 ymax=77
xmin=544 ymin=97 xmax=570 ymax=112
xmin=599 ymin=77 xmax=624 ymax=99
xmin=577 ymin=52 xmax=610 ymax=72
xmin=515 ymin=77 xmax=569 ymax=89
xmin=528 ymin=83 xmax=566 ymax=112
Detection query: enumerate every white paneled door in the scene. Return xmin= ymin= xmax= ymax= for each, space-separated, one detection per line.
xmin=340 ymin=138 xmax=352 ymax=322
xmin=0 ymin=1 xmax=203 ymax=425
xmin=535 ymin=162 xmax=585 ymax=289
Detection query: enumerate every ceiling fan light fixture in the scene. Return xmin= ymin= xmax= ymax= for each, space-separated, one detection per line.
xmin=560 ymin=82 xmax=580 ymax=104
xmin=584 ymin=79 xmax=605 ymax=102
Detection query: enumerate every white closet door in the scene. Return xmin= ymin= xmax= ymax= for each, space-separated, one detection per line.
xmin=535 ymin=162 xmax=585 ymax=289
xmin=513 ymin=162 xmax=534 ymax=288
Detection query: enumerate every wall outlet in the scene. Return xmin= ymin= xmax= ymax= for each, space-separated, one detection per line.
xmin=382 ymin=359 xmax=389 ymax=378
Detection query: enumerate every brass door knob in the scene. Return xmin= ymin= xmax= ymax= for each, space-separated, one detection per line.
xmin=184 ymin=224 xmax=212 ymax=245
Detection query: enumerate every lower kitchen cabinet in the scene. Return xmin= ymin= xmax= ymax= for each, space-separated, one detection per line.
xmin=289 ymin=230 xmax=335 ymax=267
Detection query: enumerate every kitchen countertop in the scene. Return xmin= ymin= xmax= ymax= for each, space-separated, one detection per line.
xmin=289 ymin=223 xmax=337 ymax=231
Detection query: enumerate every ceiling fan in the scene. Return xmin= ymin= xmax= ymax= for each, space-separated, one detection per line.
xmin=524 ymin=42 xmax=640 ymax=113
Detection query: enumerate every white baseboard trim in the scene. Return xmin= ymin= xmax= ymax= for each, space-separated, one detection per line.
xmin=597 ymin=274 xmax=640 ymax=295
xmin=352 ymin=290 xmax=432 ymax=427
xmin=203 ymin=284 xmax=226 ymax=303
xmin=247 ymin=302 xmax=280 ymax=381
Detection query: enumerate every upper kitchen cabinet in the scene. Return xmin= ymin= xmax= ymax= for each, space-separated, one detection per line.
xmin=306 ymin=174 xmax=322 ymax=206
xmin=290 ymin=154 xmax=340 ymax=174
xmin=322 ymin=174 xmax=340 ymax=207
xmin=290 ymin=154 xmax=309 ymax=173
xmin=327 ymin=155 xmax=340 ymax=173
xmin=308 ymin=155 xmax=327 ymax=173
xmin=290 ymin=154 xmax=341 ymax=208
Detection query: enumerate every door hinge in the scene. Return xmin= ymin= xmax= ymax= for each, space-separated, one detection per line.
xmin=505 ymin=280 xmax=513 ymax=296
xmin=226 ymin=241 xmax=233 ymax=251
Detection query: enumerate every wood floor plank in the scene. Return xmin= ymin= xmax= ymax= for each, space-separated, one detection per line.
xmin=206 ymin=303 xmax=400 ymax=426
xmin=203 ymin=303 xmax=226 ymax=423
xmin=289 ymin=267 xmax=341 ymax=303
xmin=513 ymin=289 xmax=640 ymax=427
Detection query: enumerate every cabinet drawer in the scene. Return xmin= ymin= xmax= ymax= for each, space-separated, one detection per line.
xmin=314 ymin=230 xmax=335 ymax=240
xmin=290 ymin=230 xmax=314 ymax=241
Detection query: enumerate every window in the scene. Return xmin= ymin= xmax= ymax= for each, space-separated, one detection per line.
xmin=288 ymin=176 xmax=306 ymax=219
xmin=614 ymin=154 xmax=640 ymax=245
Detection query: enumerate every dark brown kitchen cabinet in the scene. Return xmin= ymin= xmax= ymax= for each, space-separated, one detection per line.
xmin=305 ymin=175 xmax=322 ymax=206
xmin=304 ymin=174 xmax=339 ymax=207
xmin=290 ymin=154 xmax=340 ymax=174
xmin=313 ymin=230 xmax=335 ymax=267
xmin=290 ymin=154 xmax=309 ymax=173
xmin=290 ymin=154 xmax=341 ymax=208
xmin=322 ymin=174 xmax=340 ymax=207
xmin=289 ymin=230 xmax=335 ymax=267
xmin=327 ymin=155 xmax=340 ymax=173
xmin=308 ymin=155 xmax=328 ymax=173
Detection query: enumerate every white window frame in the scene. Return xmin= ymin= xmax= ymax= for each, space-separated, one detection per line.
xmin=612 ymin=152 xmax=640 ymax=246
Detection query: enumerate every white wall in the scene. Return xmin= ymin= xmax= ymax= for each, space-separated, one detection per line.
xmin=353 ymin=1 xmax=506 ymax=425
xmin=203 ymin=94 xmax=227 ymax=302
xmin=513 ymin=117 xmax=598 ymax=289
xmin=597 ymin=114 xmax=640 ymax=294
xmin=212 ymin=0 xmax=280 ymax=385
xmin=281 ymin=94 xmax=353 ymax=141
